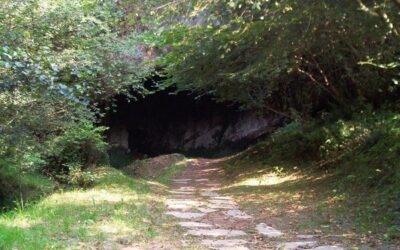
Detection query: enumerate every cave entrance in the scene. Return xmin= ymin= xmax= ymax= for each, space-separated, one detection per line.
xmin=104 ymin=88 xmax=272 ymax=158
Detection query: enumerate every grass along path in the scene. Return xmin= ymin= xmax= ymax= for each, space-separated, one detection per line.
xmin=220 ymin=154 xmax=400 ymax=249
xmin=0 ymin=165 xmax=187 ymax=250
xmin=1 ymin=153 xmax=397 ymax=249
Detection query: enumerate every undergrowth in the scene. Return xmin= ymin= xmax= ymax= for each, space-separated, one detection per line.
xmin=0 ymin=159 xmax=54 ymax=211
xmin=108 ymin=147 xmax=134 ymax=169
xmin=223 ymin=108 xmax=400 ymax=244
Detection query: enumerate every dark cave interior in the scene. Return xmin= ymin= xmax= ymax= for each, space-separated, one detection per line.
xmin=104 ymin=88 xmax=274 ymax=158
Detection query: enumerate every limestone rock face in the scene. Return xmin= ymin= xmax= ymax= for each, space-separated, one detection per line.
xmin=108 ymin=111 xmax=277 ymax=155
xmin=108 ymin=125 xmax=129 ymax=151
xmin=222 ymin=112 xmax=270 ymax=143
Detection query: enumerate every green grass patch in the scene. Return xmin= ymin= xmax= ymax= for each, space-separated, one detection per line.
xmin=155 ymin=161 xmax=188 ymax=185
xmin=0 ymin=166 xmax=183 ymax=249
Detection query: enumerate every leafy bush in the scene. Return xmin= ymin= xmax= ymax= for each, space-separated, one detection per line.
xmin=250 ymin=108 xmax=400 ymax=187
xmin=0 ymin=0 xmax=151 ymax=195
xmin=257 ymin=121 xmax=325 ymax=162
xmin=62 ymin=163 xmax=95 ymax=187
xmin=0 ymin=90 xmax=109 ymax=193
xmin=44 ymin=121 xmax=108 ymax=179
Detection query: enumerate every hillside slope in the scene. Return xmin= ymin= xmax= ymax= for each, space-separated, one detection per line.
xmin=221 ymin=109 xmax=400 ymax=248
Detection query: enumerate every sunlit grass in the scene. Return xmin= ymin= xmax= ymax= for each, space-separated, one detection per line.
xmin=221 ymin=111 xmax=400 ymax=247
xmin=155 ymin=159 xmax=189 ymax=185
xmin=221 ymin=163 xmax=359 ymax=247
xmin=227 ymin=172 xmax=300 ymax=187
xmin=0 ymin=166 xmax=186 ymax=249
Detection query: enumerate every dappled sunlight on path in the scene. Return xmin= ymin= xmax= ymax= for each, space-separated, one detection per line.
xmin=165 ymin=158 xmax=345 ymax=250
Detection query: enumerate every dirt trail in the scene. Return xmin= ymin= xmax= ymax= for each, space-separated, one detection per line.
xmin=165 ymin=158 xmax=345 ymax=250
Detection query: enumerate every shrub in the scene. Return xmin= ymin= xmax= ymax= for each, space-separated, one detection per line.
xmin=61 ymin=163 xmax=95 ymax=187
xmin=265 ymin=121 xmax=324 ymax=161
xmin=44 ymin=121 xmax=108 ymax=179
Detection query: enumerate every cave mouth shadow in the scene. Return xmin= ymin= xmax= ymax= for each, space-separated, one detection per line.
xmin=104 ymin=88 xmax=274 ymax=159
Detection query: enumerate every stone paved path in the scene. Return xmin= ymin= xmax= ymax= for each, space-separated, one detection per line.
xmin=166 ymin=159 xmax=345 ymax=250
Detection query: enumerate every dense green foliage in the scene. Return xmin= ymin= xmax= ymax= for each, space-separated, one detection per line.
xmin=159 ymin=0 xmax=400 ymax=115
xmin=0 ymin=0 xmax=156 ymax=98
xmin=0 ymin=0 xmax=139 ymax=207
xmin=0 ymin=93 xmax=107 ymax=206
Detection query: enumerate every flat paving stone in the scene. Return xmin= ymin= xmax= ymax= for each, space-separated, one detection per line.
xmin=178 ymin=187 xmax=196 ymax=191
xmin=297 ymin=234 xmax=315 ymax=239
xmin=216 ymin=246 xmax=250 ymax=250
xmin=169 ymin=190 xmax=195 ymax=194
xmin=312 ymin=246 xmax=344 ymax=250
xmin=208 ymin=200 xmax=238 ymax=210
xmin=172 ymin=179 xmax=191 ymax=182
xmin=195 ymin=178 xmax=209 ymax=182
xmin=206 ymin=203 xmax=238 ymax=210
xmin=276 ymin=241 xmax=317 ymax=249
xmin=203 ymin=183 xmax=219 ymax=187
xmin=209 ymin=199 xmax=237 ymax=205
xmin=169 ymin=195 xmax=197 ymax=200
xmin=178 ymin=221 xmax=213 ymax=228
xmin=200 ymin=191 xmax=220 ymax=197
xmin=167 ymin=204 xmax=193 ymax=210
xmin=169 ymin=194 xmax=196 ymax=198
xmin=201 ymin=239 xmax=248 ymax=247
xmin=187 ymin=229 xmax=247 ymax=237
xmin=211 ymin=196 xmax=234 ymax=200
xmin=197 ymin=207 xmax=218 ymax=213
xmin=166 ymin=211 xmax=206 ymax=219
xmin=224 ymin=210 xmax=253 ymax=219
xmin=256 ymin=223 xmax=283 ymax=238
xmin=166 ymin=198 xmax=202 ymax=203
xmin=166 ymin=200 xmax=205 ymax=210
xmin=167 ymin=202 xmax=203 ymax=210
